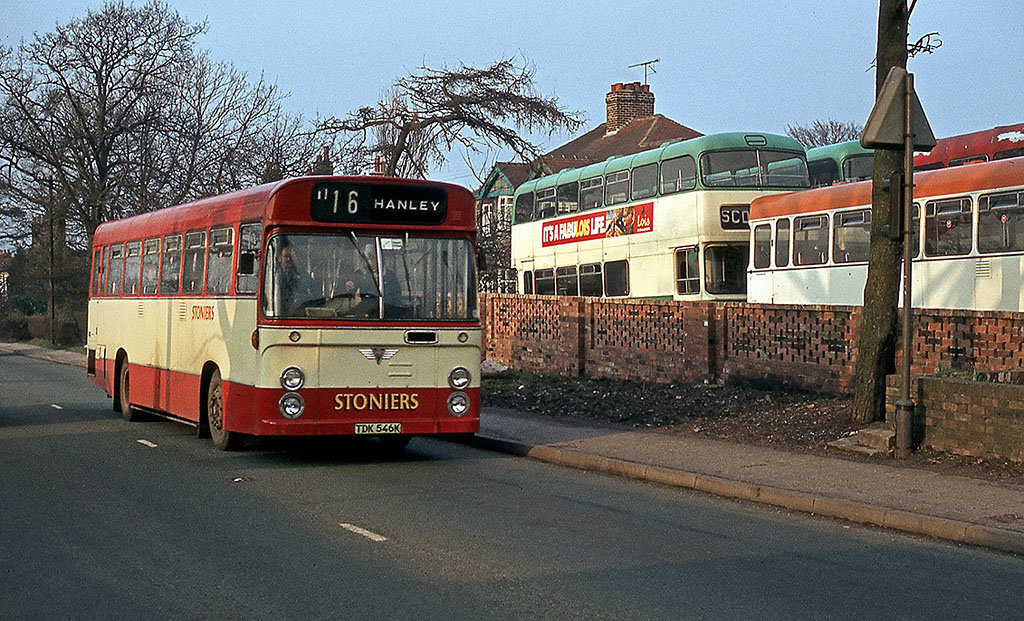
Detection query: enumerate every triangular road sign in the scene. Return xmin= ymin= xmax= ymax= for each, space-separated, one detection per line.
xmin=861 ymin=66 xmax=936 ymax=151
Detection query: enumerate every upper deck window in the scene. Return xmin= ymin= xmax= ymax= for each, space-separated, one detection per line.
xmin=660 ymin=156 xmax=696 ymax=195
xmin=807 ymin=159 xmax=840 ymax=188
xmin=631 ymin=163 xmax=658 ymax=200
xmin=557 ymin=182 xmax=579 ymax=214
xmin=604 ymin=170 xmax=629 ymax=205
xmin=536 ymin=188 xmax=556 ymax=220
xmin=514 ymin=192 xmax=534 ymax=224
xmin=701 ymin=149 xmax=809 ymax=189
xmin=580 ymin=177 xmax=603 ymax=211
xmin=841 ymin=154 xmax=874 ymax=183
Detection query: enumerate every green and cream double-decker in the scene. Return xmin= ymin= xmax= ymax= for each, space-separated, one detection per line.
xmin=511 ymin=132 xmax=809 ymax=300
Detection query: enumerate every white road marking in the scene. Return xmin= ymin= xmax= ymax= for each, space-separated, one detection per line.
xmin=137 ymin=439 xmax=158 ymax=448
xmin=50 ymin=404 xmax=63 ymax=410
xmin=339 ymin=523 xmax=388 ymax=542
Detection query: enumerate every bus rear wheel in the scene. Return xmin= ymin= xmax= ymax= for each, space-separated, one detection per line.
xmin=207 ymin=369 xmax=243 ymax=451
xmin=118 ymin=358 xmax=144 ymax=422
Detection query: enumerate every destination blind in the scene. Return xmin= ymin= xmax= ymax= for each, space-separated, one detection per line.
xmin=311 ymin=181 xmax=447 ymax=225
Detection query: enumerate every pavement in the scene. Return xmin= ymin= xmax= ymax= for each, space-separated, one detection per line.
xmin=4 ymin=341 xmax=1024 ymax=556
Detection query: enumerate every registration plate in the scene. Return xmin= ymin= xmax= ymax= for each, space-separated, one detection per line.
xmin=354 ymin=422 xmax=402 ymax=435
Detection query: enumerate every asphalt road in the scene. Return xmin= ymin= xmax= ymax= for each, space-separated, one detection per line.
xmin=1 ymin=351 xmax=1022 ymax=620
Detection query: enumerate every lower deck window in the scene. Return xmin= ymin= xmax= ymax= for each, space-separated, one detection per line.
xmin=794 ymin=215 xmax=829 ymax=265
xmin=522 ymin=270 xmax=533 ymax=294
xmin=555 ymin=266 xmax=578 ymax=296
xmin=604 ymin=260 xmax=628 ymax=296
xmin=833 ymin=209 xmax=871 ymax=263
xmin=579 ymin=263 xmax=602 ymax=296
xmin=675 ymin=247 xmax=700 ymax=294
xmin=704 ymin=244 xmax=748 ymax=295
xmin=534 ymin=268 xmax=555 ymax=295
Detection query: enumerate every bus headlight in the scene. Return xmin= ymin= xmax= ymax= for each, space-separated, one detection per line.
xmin=280 ymin=366 xmax=305 ymax=390
xmin=447 ymin=392 xmax=469 ymax=417
xmin=448 ymin=366 xmax=471 ymax=390
xmin=279 ymin=392 xmax=305 ymax=419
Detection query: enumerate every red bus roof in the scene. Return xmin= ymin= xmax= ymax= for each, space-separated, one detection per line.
xmin=915 ymin=123 xmax=1024 ymax=168
xmin=93 ymin=176 xmax=476 ymax=246
xmin=750 ymin=156 xmax=1024 ymax=221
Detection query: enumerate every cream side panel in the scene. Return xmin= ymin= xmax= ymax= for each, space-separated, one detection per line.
xmin=89 ymin=297 xmax=258 ymax=384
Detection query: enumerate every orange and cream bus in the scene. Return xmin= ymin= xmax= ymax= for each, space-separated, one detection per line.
xmin=87 ymin=176 xmax=480 ymax=450
xmin=748 ymin=157 xmax=1024 ymax=311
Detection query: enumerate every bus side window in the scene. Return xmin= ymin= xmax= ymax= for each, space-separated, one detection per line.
xmin=675 ymin=248 xmax=700 ymax=294
xmin=579 ymin=263 xmax=602 ymax=296
xmin=124 ymin=241 xmax=142 ymax=296
xmin=182 ymin=231 xmax=207 ymax=294
xmin=534 ymin=269 xmax=554 ymax=295
xmin=580 ymin=176 xmax=603 ymax=211
xmin=793 ymin=215 xmax=828 ymax=266
xmin=522 ymin=270 xmax=533 ymax=294
xmin=752 ymin=224 xmax=772 ymax=269
xmin=141 ymin=238 xmax=160 ymax=295
xmin=161 ymin=234 xmax=182 ymax=295
xmin=555 ymin=266 xmax=579 ymax=296
xmin=206 ymin=226 xmax=234 ymax=295
xmin=107 ymin=243 xmax=125 ymax=296
xmin=604 ymin=259 xmax=629 ymax=296
xmin=237 ymin=222 xmax=261 ymax=295
xmin=775 ymin=218 xmax=791 ymax=267
xmin=514 ymin=192 xmax=534 ymax=224
xmin=91 ymin=247 xmax=103 ymax=296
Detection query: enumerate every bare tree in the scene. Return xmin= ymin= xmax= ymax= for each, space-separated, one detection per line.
xmin=786 ymin=119 xmax=864 ymax=147
xmin=318 ymin=57 xmax=585 ymax=177
xmin=0 ymin=1 xmax=203 ymax=240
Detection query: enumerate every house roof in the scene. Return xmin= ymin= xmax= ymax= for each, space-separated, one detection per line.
xmin=539 ymin=115 xmax=702 ymax=172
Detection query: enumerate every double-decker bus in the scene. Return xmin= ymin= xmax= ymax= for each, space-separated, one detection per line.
xmin=747 ymin=156 xmax=1024 ymax=311
xmin=511 ymin=133 xmax=809 ymax=300
xmin=806 ymin=123 xmax=1024 ymax=187
xmin=87 ymin=176 xmax=480 ymax=450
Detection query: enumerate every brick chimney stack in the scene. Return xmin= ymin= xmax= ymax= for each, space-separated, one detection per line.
xmin=605 ymin=82 xmax=654 ymax=134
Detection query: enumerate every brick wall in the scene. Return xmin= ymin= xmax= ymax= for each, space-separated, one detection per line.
xmin=887 ymin=376 xmax=1024 ymax=462
xmin=481 ymin=294 xmax=1024 ymax=395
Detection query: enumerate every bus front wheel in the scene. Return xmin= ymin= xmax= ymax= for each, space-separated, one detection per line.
xmin=207 ymin=368 xmax=243 ymax=451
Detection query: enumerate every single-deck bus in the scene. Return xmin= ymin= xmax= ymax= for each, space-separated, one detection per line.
xmin=511 ymin=133 xmax=810 ymax=300
xmin=748 ymin=156 xmax=1024 ymax=311
xmin=87 ymin=176 xmax=480 ymax=450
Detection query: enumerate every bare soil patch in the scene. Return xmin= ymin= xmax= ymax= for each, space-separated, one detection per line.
xmin=482 ymin=369 xmax=1024 ymax=486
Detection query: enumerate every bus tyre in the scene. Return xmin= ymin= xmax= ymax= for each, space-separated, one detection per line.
xmin=207 ymin=369 xmax=243 ymax=451
xmin=119 ymin=358 xmax=143 ymax=422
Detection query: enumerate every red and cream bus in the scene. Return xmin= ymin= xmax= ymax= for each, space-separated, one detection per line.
xmin=87 ymin=176 xmax=480 ymax=450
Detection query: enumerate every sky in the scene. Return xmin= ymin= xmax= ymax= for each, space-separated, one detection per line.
xmin=4 ymin=1 xmax=1023 ymax=189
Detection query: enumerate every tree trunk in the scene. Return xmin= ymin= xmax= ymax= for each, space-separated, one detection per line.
xmin=852 ymin=0 xmax=909 ymax=424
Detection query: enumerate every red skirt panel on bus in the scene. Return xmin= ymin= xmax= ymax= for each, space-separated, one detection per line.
xmin=223 ymin=385 xmax=480 ymax=436
xmin=91 ymin=357 xmax=479 ymax=436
